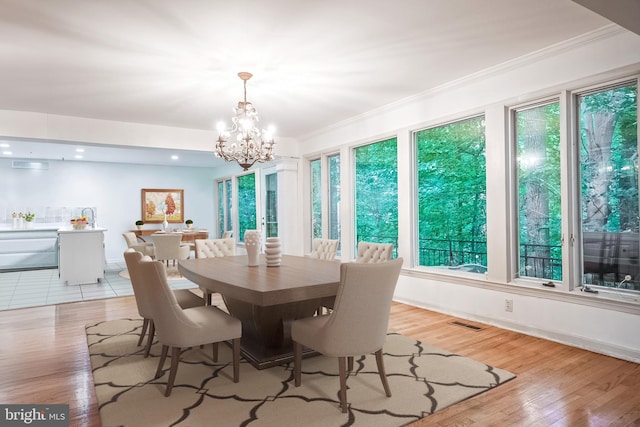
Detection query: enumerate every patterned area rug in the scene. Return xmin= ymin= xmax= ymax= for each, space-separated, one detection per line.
xmin=86 ymin=319 xmax=515 ymax=427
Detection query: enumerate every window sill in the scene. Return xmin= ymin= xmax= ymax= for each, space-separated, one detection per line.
xmin=402 ymin=267 xmax=640 ymax=315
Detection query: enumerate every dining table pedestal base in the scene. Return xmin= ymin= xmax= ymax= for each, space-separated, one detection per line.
xmin=223 ymin=296 xmax=322 ymax=369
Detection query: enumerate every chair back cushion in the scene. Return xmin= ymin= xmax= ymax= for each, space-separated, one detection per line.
xmin=310 ymin=238 xmax=339 ymax=261
xmin=356 ymin=241 xmax=393 ymax=263
xmin=152 ymin=233 xmax=188 ymax=261
xmin=195 ymin=238 xmax=236 ymax=259
xmin=321 ymin=258 xmax=403 ymax=356
xmin=122 ymin=232 xmax=138 ymax=247
xmin=123 ymin=249 xmax=152 ymax=318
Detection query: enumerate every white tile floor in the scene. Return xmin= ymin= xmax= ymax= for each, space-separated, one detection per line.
xmin=0 ymin=261 xmax=197 ymax=311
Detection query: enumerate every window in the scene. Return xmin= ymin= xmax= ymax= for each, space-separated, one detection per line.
xmin=515 ymin=102 xmax=562 ymax=281
xmin=328 ymin=154 xmax=341 ymax=250
xmin=415 ymin=116 xmax=486 ymax=273
xmin=354 ymin=138 xmax=398 ymax=256
xmin=216 ymin=178 xmax=232 ymax=237
xmin=310 ymin=159 xmax=322 ymax=239
xmin=578 ymin=82 xmax=638 ymax=291
xmin=264 ymin=172 xmax=278 ymax=238
xmin=237 ymin=173 xmax=257 ymax=242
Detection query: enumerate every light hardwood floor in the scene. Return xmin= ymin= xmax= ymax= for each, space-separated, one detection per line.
xmin=0 ymin=296 xmax=638 ymax=426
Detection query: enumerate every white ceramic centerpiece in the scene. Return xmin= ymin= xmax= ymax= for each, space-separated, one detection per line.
xmin=244 ymin=229 xmax=262 ymax=266
xmin=264 ymin=237 xmax=281 ymax=267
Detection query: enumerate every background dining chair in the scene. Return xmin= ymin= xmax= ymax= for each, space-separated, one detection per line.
xmin=194 ymin=238 xmax=236 ymax=305
xmin=123 ymin=249 xmax=203 ymax=357
xmin=151 ymin=233 xmax=190 ymax=267
xmin=136 ymin=257 xmax=242 ymax=397
xmin=355 ymin=241 xmax=394 ymax=263
xmin=319 ymin=241 xmax=395 ymax=315
xmin=122 ymin=232 xmax=155 ymax=258
xmin=292 ymin=258 xmax=403 ymax=413
xmin=222 ymin=230 xmax=233 ymax=239
xmin=308 ymin=238 xmax=339 ymax=261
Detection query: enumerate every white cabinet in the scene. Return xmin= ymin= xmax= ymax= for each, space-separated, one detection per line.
xmin=0 ymin=228 xmax=59 ymax=270
xmin=58 ymin=228 xmax=107 ymax=285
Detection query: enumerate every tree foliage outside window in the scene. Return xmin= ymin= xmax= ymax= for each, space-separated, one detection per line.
xmin=354 ymin=138 xmax=398 ymax=257
xmin=516 ymin=102 xmax=562 ymax=281
xmin=311 ymin=159 xmax=322 ymax=239
xmin=237 ymin=173 xmax=257 ymax=242
xmin=416 ymin=116 xmax=487 ymax=272
xmin=579 ymin=83 xmax=638 ymax=290
xmin=217 ymin=180 xmax=224 ymax=237
xmin=328 ymin=154 xmax=341 ymax=250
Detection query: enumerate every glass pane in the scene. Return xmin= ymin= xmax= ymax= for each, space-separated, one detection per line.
xmin=265 ymin=173 xmax=278 ymax=238
xmin=225 ymin=179 xmax=232 ymax=232
xmin=237 ymin=173 xmax=257 ymax=242
xmin=516 ymin=102 xmax=562 ymax=281
xmin=354 ymin=138 xmax=398 ymax=257
xmin=328 ymin=154 xmax=341 ymax=252
xmin=310 ymin=159 xmax=322 ymax=239
xmin=217 ymin=181 xmax=224 ymax=237
xmin=416 ymin=116 xmax=486 ymax=273
xmin=580 ymin=83 xmax=638 ymax=291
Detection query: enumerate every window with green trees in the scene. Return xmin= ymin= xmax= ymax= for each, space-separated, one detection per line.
xmin=237 ymin=173 xmax=257 ymax=242
xmin=415 ymin=116 xmax=486 ymax=273
xmin=328 ymin=154 xmax=341 ymax=250
xmin=216 ymin=178 xmax=232 ymax=237
xmin=515 ymin=101 xmax=562 ymax=281
xmin=354 ymin=138 xmax=398 ymax=257
xmin=579 ymin=82 xmax=638 ymax=291
xmin=310 ymin=159 xmax=322 ymax=239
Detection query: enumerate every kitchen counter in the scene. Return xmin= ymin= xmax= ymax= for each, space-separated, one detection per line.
xmin=58 ymin=227 xmax=107 ymax=285
xmin=0 ymin=227 xmax=61 ymax=271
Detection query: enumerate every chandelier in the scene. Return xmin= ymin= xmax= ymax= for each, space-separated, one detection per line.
xmin=215 ymin=72 xmax=276 ymax=170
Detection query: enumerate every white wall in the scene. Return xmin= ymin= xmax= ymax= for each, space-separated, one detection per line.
xmin=0 ymin=158 xmax=220 ymax=262
xmin=297 ymin=27 xmax=640 ymax=362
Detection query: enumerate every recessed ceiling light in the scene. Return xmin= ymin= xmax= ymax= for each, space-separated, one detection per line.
xmin=75 ymin=155 xmax=83 ymax=159
xmin=171 ymin=155 xmax=179 ymax=160
xmin=0 ymin=143 xmax=9 ymax=148
xmin=3 ymin=151 xmax=12 ymax=155
xmin=76 ymin=148 xmax=85 ymax=153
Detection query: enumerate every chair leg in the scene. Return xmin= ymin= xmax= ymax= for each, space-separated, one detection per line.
xmin=375 ymin=349 xmax=392 ymax=397
xmin=232 ymin=338 xmax=240 ymax=383
xmin=338 ymin=356 xmax=348 ymax=413
xmin=293 ymin=341 xmax=302 ymax=387
xmin=348 ymin=356 xmax=354 ymax=372
xmin=138 ymin=318 xmax=149 ymax=346
xmin=165 ymin=347 xmax=181 ymax=397
xmin=144 ymin=321 xmax=155 ymax=358
xmin=212 ymin=342 xmax=219 ymax=362
xmin=156 ymin=344 xmax=169 ymax=378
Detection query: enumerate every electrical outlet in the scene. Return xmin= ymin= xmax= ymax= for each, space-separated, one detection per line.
xmin=505 ymin=299 xmax=513 ymax=312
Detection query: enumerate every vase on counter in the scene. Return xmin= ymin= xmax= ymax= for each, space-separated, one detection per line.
xmin=162 ymin=213 xmax=169 ymax=232
xmin=264 ymin=237 xmax=281 ymax=267
xmin=244 ymin=230 xmax=261 ymax=266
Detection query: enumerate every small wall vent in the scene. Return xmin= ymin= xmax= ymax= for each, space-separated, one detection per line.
xmin=12 ymin=160 xmax=49 ymax=170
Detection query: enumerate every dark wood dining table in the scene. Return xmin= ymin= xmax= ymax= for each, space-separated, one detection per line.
xmin=178 ymin=254 xmax=340 ymax=369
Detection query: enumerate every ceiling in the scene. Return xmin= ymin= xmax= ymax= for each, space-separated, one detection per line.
xmin=0 ymin=0 xmax=620 ymax=166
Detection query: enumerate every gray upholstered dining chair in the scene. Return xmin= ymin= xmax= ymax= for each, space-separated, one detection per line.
xmin=123 ymin=249 xmax=203 ymax=357
xmin=136 ymin=256 xmax=242 ymax=397
xmin=308 ymin=238 xmax=339 ymax=261
xmin=194 ymin=238 xmax=236 ymax=305
xmin=356 ymin=241 xmax=394 ymax=263
xmin=151 ymin=233 xmax=190 ymax=267
xmin=122 ymin=232 xmax=155 ymax=258
xmin=291 ymin=257 xmax=403 ymax=413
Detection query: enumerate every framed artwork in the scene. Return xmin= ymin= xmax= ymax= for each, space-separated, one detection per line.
xmin=141 ymin=188 xmax=184 ymax=223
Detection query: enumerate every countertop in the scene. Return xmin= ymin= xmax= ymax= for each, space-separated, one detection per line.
xmin=57 ymin=227 xmax=108 ymax=234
